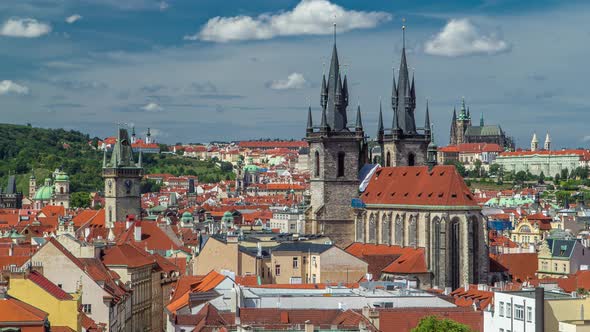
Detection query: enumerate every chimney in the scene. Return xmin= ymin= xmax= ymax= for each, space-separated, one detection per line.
xmin=8 ymin=244 xmax=13 ymax=257
xmin=134 ymin=221 xmax=142 ymax=242
xmin=126 ymin=215 xmax=135 ymax=230
xmin=535 ymin=287 xmax=544 ymax=332
xmin=304 ymin=320 xmax=314 ymax=332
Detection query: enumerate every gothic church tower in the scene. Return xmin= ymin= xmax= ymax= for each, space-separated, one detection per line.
xmin=379 ymin=26 xmax=431 ymax=167
xmin=305 ymin=27 xmax=367 ymax=247
xmin=103 ymin=127 xmax=143 ymax=228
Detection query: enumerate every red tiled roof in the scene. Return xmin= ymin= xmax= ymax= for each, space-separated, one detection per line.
xmin=382 ymin=248 xmax=428 ymax=274
xmin=27 ymin=270 xmax=73 ymax=300
xmin=234 ymin=275 xmax=259 ymax=286
xmin=451 ymin=285 xmax=494 ymax=310
xmin=102 ymin=243 xmax=155 ymax=268
xmin=500 ymin=149 xmax=590 ymax=158
xmin=238 ymin=141 xmax=308 ymax=149
xmin=0 ymin=295 xmax=48 ymax=324
xmin=491 ymin=253 xmax=538 ymax=282
xmin=379 ymin=307 xmax=483 ymax=332
xmin=361 ymin=166 xmax=477 ymax=207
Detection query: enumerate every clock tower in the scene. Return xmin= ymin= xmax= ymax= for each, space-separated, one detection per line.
xmin=103 ymin=127 xmax=143 ymax=228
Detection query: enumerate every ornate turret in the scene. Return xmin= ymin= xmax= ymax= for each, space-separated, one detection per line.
xmin=544 ymin=131 xmax=551 ymax=151
xmin=108 ymin=128 xmax=137 ymax=168
xmin=427 ymin=125 xmax=438 ymax=169
xmin=450 ymin=107 xmax=457 ymax=145
xmin=324 ymin=34 xmax=348 ymax=131
xmin=480 ymin=112 xmax=484 ymax=127
xmin=531 ymin=132 xmax=539 ymax=152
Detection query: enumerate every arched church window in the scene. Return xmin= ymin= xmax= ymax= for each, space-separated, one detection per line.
xmin=386 ymin=152 xmax=391 ymax=167
xmin=368 ymin=214 xmax=377 ymax=244
xmin=408 ymin=215 xmax=417 ymax=247
xmin=408 ymin=153 xmax=415 ymax=166
xmin=449 ymin=217 xmax=461 ymax=289
xmin=471 ymin=216 xmax=480 ymax=283
xmin=432 ymin=217 xmax=441 ymax=287
xmin=394 ymin=215 xmax=403 ymax=245
xmin=60 ymin=187 xmax=64 ymax=194
xmin=520 ymin=225 xmax=531 ymax=233
xmin=382 ymin=214 xmax=391 ymax=245
xmin=356 ymin=216 xmax=365 ymax=242
xmin=337 ymin=152 xmax=345 ymax=177
xmin=314 ymin=151 xmax=320 ymax=177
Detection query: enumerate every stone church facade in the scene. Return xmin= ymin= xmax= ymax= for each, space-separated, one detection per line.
xmin=304 ymin=39 xmax=367 ymax=248
xmin=354 ymin=165 xmax=488 ymax=289
xmin=304 ymin=28 xmax=488 ymax=289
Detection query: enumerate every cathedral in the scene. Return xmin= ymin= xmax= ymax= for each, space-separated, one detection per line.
xmin=305 ymin=27 xmax=488 ymax=289
xmin=103 ymin=127 xmax=143 ymax=228
xmin=449 ymin=98 xmax=513 ymax=150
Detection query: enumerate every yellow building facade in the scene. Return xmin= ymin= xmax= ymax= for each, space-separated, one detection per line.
xmin=7 ymin=271 xmax=81 ymax=331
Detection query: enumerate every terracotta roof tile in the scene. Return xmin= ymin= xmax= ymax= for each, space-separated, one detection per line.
xmin=379 ymin=307 xmax=483 ymax=332
xmin=27 ymin=270 xmax=73 ymax=300
xmin=361 ymin=166 xmax=477 ymax=207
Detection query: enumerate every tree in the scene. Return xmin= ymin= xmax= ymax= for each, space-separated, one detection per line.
xmin=489 ymin=164 xmax=501 ymax=177
xmin=411 ymin=315 xmax=474 ymax=332
xmin=555 ymin=173 xmax=560 ymax=183
xmin=561 ymin=168 xmax=569 ymax=181
xmin=514 ymin=170 xmax=528 ymax=183
xmin=539 ymin=171 xmax=545 ymax=184
xmin=70 ymin=192 xmax=90 ymax=208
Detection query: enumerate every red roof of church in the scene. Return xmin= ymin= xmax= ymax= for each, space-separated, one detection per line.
xmin=361 ymin=166 xmax=477 ymax=207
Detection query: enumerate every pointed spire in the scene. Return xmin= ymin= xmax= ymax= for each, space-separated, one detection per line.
xmin=320 ymin=74 xmax=327 ymax=109
xmin=378 ymin=98 xmax=384 ymax=135
xmin=410 ymin=73 xmax=416 ymax=100
xmin=424 ymin=99 xmax=431 ymax=133
xmin=480 ymin=112 xmax=484 ymax=127
xmin=342 ymin=75 xmax=349 ymax=107
xmin=544 ymin=131 xmax=551 ymax=151
xmin=355 ymin=103 xmax=363 ymax=131
xmin=306 ymin=105 xmax=313 ymax=133
xmin=320 ymin=107 xmax=328 ymax=131
xmin=324 ymin=23 xmax=347 ymax=131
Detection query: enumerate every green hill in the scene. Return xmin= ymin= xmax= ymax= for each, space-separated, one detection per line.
xmin=0 ymin=124 xmax=234 ymax=197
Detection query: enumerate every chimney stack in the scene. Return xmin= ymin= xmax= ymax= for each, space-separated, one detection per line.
xmin=134 ymin=221 xmax=142 ymax=242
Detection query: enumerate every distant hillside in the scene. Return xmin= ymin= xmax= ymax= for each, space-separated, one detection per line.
xmin=0 ymin=124 xmax=234 ymax=197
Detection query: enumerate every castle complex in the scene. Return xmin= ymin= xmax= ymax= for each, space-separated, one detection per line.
xmin=305 ymin=27 xmax=488 ymax=288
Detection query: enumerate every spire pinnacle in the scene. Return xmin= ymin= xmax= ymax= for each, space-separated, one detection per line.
xmin=402 ymin=17 xmax=406 ymax=49
xmin=306 ymin=105 xmax=313 ymax=133
xmin=333 ymin=18 xmax=337 ymax=46
xmin=320 ymin=107 xmax=328 ymax=131
xmin=378 ymin=98 xmax=384 ymax=134
xmin=480 ymin=112 xmax=484 ymax=127
xmin=424 ymin=99 xmax=431 ymax=133
xmin=355 ymin=103 xmax=363 ymax=131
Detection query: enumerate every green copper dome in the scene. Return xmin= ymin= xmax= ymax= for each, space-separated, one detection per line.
xmin=55 ymin=172 xmax=69 ymax=181
xmin=182 ymin=211 xmax=193 ymax=218
xmin=34 ymin=185 xmax=54 ymax=201
xmin=243 ymin=165 xmax=260 ymax=172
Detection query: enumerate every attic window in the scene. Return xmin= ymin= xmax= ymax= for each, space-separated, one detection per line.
xmin=451 ymin=193 xmax=457 ymax=198
xmin=364 ymin=192 xmax=370 ymax=196
xmin=377 ymin=192 xmax=382 ymax=197
xmin=466 ymin=194 xmax=473 ymax=200
xmin=388 ymin=172 xmax=393 ymax=176
xmin=404 ymin=193 xmax=409 ymax=197
xmin=415 ymin=172 xmax=421 ymax=176
xmin=390 ymin=192 xmax=395 ymax=197
xmin=417 ymin=193 xmax=422 ymax=197
xmin=438 ymin=193 xmax=444 ymax=198
xmin=428 ymin=193 xmax=433 ymax=197
xmin=429 ymin=171 xmax=434 ymax=176
xmin=402 ymin=172 xmax=408 ymax=176
xmin=439 ymin=171 xmax=445 ymax=176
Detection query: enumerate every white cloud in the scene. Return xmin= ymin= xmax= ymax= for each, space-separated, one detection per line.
xmin=269 ymin=72 xmax=307 ymax=90
xmin=159 ymin=1 xmax=169 ymax=11
xmin=189 ymin=0 xmax=391 ymax=42
xmin=0 ymin=18 xmax=52 ymax=38
xmin=425 ymin=19 xmax=509 ymax=56
xmin=65 ymin=14 xmax=83 ymax=24
xmin=0 ymin=80 xmax=30 ymax=95
xmin=141 ymin=102 xmax=163 ymax=112
xmin=582 ymin=136 xmax=590 ymax=142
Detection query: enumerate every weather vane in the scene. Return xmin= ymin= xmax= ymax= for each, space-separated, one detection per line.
xmin=402 ymin=17 xmax=406 ymax=48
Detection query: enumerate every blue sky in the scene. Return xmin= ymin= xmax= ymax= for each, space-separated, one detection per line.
xmin=0 ymin=0 xmax=588 ymax=148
